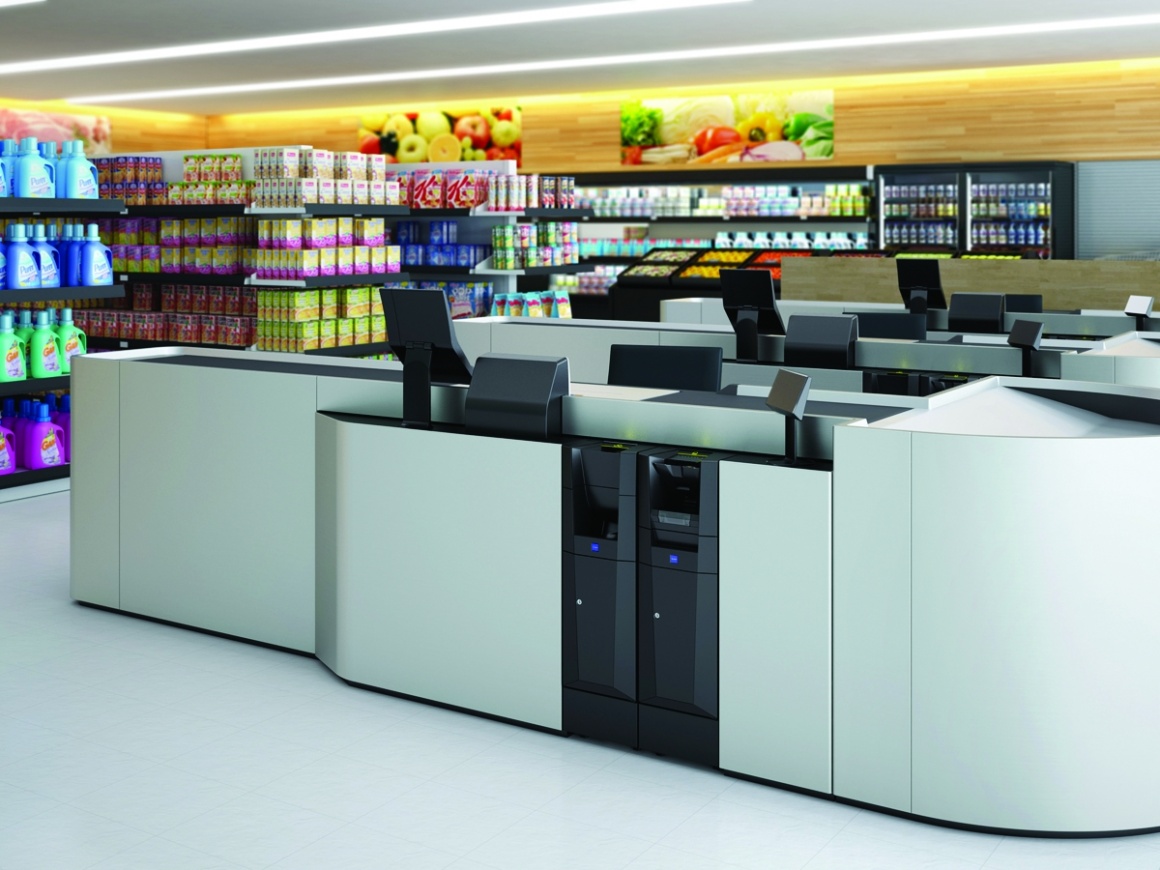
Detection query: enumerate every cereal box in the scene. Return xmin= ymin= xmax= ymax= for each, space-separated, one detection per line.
xmin=411 ymin=171 xmax=443 ymax=209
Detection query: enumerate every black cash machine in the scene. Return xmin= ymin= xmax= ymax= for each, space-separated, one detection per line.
xmin=563 ymin=444 xmax=728 ymax=768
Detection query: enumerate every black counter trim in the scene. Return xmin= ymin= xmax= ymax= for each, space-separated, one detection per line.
xmin=147 ymin=354 xmax=403 ymax=383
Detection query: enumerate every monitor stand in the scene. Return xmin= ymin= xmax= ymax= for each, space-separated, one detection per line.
xmin=734 ymin=310 xmax=759 ymax=362
xmin=402 ymin=344 xmax=433 ymax=429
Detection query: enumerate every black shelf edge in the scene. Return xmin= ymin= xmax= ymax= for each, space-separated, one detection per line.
xmin=88 ymin=337 xmax=251 ymax=352
xmin=404 ymin=265 xmax=475 ymax=276
xmin=522 ymin=208 xmax=594 ymax=219
xmin=581 ymin=214 xmax=872 ymax=224
xmin=407 ymin=208 xmax=472 ymax=217
xmin=304 ymin=342 xmax=393 ymax=358
xmin=581 ymin=255 xmax=640 ymax=264
xmin=0 ymin=198 xmax=125 ymax=216
xmin=0 ymin=464 xmax=69 ymax=491
xmin=884 ymin=216 xmax=959 ymax=222
xmin=124 ymin=204 xmax=250 ymax=217
xmin=248 ymin=204 xmax=410 ymax=217
xmin=519 ymin=263 xmax=589 ymax=275
xmin=0 ymin=376 xmax=69 ymax=398
xmin=0 ymin=285 xmax=125 ymax=304
xmin=248 ymin=273 xmax=408 ymax=288
xmin=120 ymin=272 xmax=249 ymax=286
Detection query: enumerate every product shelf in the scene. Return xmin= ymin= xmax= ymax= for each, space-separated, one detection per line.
xmin=87 ymin=337 xmax=253 ymax=352
xmin=247 ymin=273 xmax=409 ymax=288
xmin=0 ymin=198 xmax=126 ymax=216
xmin=246 ymin=205 xmax=410 ymax=218
xmin=0 ymin=376 xmax=69 ymax=398
xmin=120 ymin=272 xmax=249 ymax=287
xmin=303 ymin=342 xmax=393 ymax=358
xmin=0 ymin=465 xmax=69 ymax=491
xmin=580 ymin=214 xmax=872 ymax=224
xmin=0 ymin=285 xmax=126 ymax=305
xmin=122 ymin=205 xmax=250 ymax=217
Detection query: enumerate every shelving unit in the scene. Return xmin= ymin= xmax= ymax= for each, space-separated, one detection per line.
xmin=0 ymin=285 xmax=125 ymax=305
xmin=0 ymin=376 xmax=70 ymax=397
xmin=1 ymin=198 xmax=125 ymax=216
xmin=0 ymin=465 xmax=70 ymax=491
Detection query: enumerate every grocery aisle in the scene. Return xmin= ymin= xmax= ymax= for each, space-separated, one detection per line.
xmin=2 ymin=492 xmax=1160 ymax=869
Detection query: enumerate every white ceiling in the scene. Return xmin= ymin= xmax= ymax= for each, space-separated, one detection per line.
xmin=1 ymin=0 xmax=1159 ymax=114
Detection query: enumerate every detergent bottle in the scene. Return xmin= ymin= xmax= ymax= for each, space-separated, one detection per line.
xmin=14 ymin=399 xmax=32 ymax=452
xmin=0 ymin=314 xmax=26 ymax=383
xmin=0 ymin=228 xmax=6 ymax=288
xmin=14 ymin=137 xmax=55 ymax=199
xmin=29 ymin=311 xmax=63 ymax=378
xmin=38 ymin=141 xmax=58 ymax=175
xmin=56 ymin=308 xmax=85 ymax=373
xmin=0 ymin=416 xmax=14 ymax=476
xmin=14 ymin=310 xmax=34 ymax=353
xmin=58 ymin=141 xmax=99 ymax=200
xmin=0 ymin=140 xmax=16 ymax=196
xmin=22 ymin=402 xmax=64 ymax=469
xmin=0 ymin=398 xmax=16 ymax=432
xmin=80 ymin=223 xmax=112 ymax=286
xmin=55 ymin=393 xmax=71 ymax=462
xmin=57 ymin=224 xmax=76 ymax=285
xmin=0 ymin=161 xmax=6 ymax=199
xmin=31 ymin=224 xmax=60 ymax=288
xmin=6 ymin=224 xmax=40 ymax=290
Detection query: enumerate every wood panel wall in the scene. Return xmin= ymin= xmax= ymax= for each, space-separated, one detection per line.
xmin=0 ymin=97 xmax=206 ymax=152
xmin=782 ymin=257 xmax=1160 ymax=311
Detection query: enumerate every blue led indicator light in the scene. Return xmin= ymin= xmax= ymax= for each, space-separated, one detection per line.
xmin=591 ymin=543 xmax=600 ymax=552
xmin=669 ymin=554 xmax=679 ymax=564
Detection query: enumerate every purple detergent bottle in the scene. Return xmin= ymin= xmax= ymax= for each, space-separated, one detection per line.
xmin=22 ymin=402 xmax=65 ymax=469
xmin=55 ymin=393 xmax=71 ymax=462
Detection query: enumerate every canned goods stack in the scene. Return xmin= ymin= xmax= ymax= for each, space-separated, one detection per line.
xmin=486 ymin=174 xmax=577 ymax=212
xmin=490 ymin=221 xmax=580 ymax=270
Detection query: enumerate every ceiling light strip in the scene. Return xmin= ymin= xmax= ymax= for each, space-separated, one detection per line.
xmin=0 ymin=0 xmax=748 ymax=76
xmin=69 ymin=13 xmax=1160 ymax=105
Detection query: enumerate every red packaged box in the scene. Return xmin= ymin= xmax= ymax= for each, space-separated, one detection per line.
xmin=191 ymin=286 xmax=207 ymax=314
xmin=410 ymin=171 xmax=443 ymax=209
xmin=200 ymin=315 xmax=218 ymax=346
xmin=175 ymin=285 xmax=192 ymax=313
xmin=223 ymin=287 xmax=241 ymax=316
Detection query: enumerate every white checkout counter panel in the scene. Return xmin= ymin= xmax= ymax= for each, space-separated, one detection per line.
xmin=69 ymin=346 xmax=1160 ymax=836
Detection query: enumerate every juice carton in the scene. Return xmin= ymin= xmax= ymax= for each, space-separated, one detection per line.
xmin=368 ymin=154 xmax=387 ymax=181
xmin=212 ymin=246 xmax=237 ymax=275
xmin=141 ymin=218 xmax=159 ymax=246
xmin=195 ymin=247 xmax=213 ymax=275
xmin=354 ymin=316 xmax=370 ymax=346
xmin=126 ymin=246 xmax=143 ymax=272
xmin=142 ymin=246 xmax=161 ymax=273
xmin=322 ymin=218 xmax=337 ymax=247
xmin=337 ymin=247 xmax=354 ymax=276
xmin=371 ymin=314 xmax=386 ymax=343
xmin=132 ymin=286 xmax=153 ymax=311
xmin=354 ymin=247 xmax=370 ymax=275
xmin=175 ymin=285 xmax=192 ymax=313
xmin=370 ymin=293 xmax=384 ymax=316
xmin=337 ymin=218 xmax=354 ymax=246
xmin=318 ymin=179 xmax=336 ymax=204
xmin=182 ymin=155 xmax=199 ymax=182
xmin=320 ymin=288 xmax=338 ymax=319
xmin=387 ymin=245 xmax=401 ymax=272
xmin=182 ymin=218 xmax=201 ymax=247
xmin=300 ymin=249 xmax=320 ymax=279
xmin=284 ymin=220 xmax=303 ymax=250
xmin=223 ymin=287 xmax=241 ymax=316
xmin=159 ymin=219 xmax=181 ymax=247
xmin=353 ymin=180 xmax=369 ymax=205
xmin=208 ymin=286 xmax=224 ymax=315
xmin=199 ymin=314 xmax=217 ymax=345
xmin=160 ymin=285 xmax=177 ymax=312
xmin=369 ymin=180 xmax=386 ymax=205
xmin=337 ymin=317 xmax=354 ymax=347
xmin=199 ymin=218 xmax=217 ymax=247
xmin=115 ymin=219 xmax=139 ymax=246
xmin=355 ymin=218 xmax=385 ymax=247
xmin=217 ymin=217 xmax=238 ymax=246
xmin=371 ymin=247 xmax=387 ymax=274
xmin=111 ymin=245 xmax=126 ymax=273
xmin=320 ymin=318 xmax=337 ymax=349
xmin=339 ymin=287 xmax=370 ymax=319
xmin=335 ymin=179 xmax=353 ymax=205
xmin=319 ymin=248 xmax=336 ymax=277
xmin=242 ymin=287 xmax=257 ymax=317
xmin=191 ymin=286 xmax=207 ymax=314
xmin=385 ymin=180 xmax=402 ymax=206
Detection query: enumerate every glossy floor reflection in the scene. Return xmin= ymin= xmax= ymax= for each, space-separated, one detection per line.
xmin=3 ymin=492 xmax=1160 ymax=868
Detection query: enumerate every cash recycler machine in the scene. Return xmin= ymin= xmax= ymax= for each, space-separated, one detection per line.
xmin=563 ymin=441 xmax=727 ymax=768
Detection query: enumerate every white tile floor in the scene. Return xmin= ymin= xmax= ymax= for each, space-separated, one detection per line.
xmin=3 ymin=491 xmax=1160 ymax=869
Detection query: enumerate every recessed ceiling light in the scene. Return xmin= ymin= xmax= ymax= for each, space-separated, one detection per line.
xmin=0 ymin=0 xmax=47 ymax=8
xmin=0 ymin=0 xmax=748 ymax=76
xmin=69 ymin=12 xmax=1160 ymax=105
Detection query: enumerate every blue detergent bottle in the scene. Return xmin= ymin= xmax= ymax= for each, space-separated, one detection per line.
xmin=59 ymin=141 xmax=99 ymax=200
xmin=7 ymin=224 xmax=41 ymax=290
xmin=14 ymin=137 xmax=55 ymax=199
xmin=0 ymin=229 xmax=6 ymax=287
xmin=0 ymin=140 xmax=16 ymax=196
xmin=31 ymin=224 xmax=60 ymax=288
xmin=80 ymin=223 xmax=113 ymax=286
xmin=62 ymin=225 xmax=84 ymax=287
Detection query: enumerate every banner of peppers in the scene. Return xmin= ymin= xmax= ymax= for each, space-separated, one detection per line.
xmin=620 ymin=91 xmax=834 ymax=166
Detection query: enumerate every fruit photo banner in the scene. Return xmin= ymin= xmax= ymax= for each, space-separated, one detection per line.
xmin=0 ymin=108 xmax=112 ymax=156
xmin=620 ymin=91 xmax=833 ymax=165
xmin=358 ymin=107 xmax=522 ymax=166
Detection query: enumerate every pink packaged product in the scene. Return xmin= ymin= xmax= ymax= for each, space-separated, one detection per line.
xmin=367 ymin=154 xmax=387 ymax=180
xmin=444 ymin=170 xmax=477 ymax=209
xmin=385 ymin=172 xmax=412 ymax=206
xmin=126 ymin=246 xmax=143 ymax=271
xmin=141 ymin=218 xmax=160 ymax=245
xmin=411 ymin=171 xmax=443 ymax=209
xmin=352 ymin=180 xmax=369 ymax=205
xmin=142 ymin=246 xmax=161 ymax=273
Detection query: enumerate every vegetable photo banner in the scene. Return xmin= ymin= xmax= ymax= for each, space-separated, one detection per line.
xmin=620 ymin=91 xmax=834 ymax=166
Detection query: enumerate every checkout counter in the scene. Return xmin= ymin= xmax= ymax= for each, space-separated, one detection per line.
xmin=70 ymin=318 xmax=1160 ymax=835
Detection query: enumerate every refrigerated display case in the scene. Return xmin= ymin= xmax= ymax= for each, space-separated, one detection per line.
xmin=877 ymin=162 xmax=1075 ymax=259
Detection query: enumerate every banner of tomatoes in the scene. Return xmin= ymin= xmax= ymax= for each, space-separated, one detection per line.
xmin=358 ymin=108 xmax=522 ymax=166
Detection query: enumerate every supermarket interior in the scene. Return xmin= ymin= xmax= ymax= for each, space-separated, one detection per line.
xmin=4 ymin=0 xmax=1160 ymax=867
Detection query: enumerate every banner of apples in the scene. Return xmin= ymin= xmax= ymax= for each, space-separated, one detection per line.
xmin=358 ymin=108 xmax=523 ymax=166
